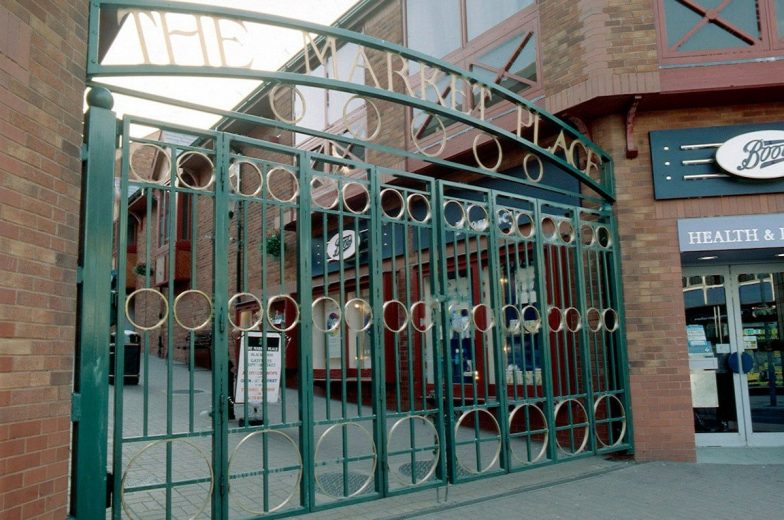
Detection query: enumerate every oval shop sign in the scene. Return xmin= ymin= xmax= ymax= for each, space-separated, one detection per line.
xmin=716 ymin=130 xmax=784 ymax=180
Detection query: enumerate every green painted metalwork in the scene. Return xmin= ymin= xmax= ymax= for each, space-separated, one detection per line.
xmin=71 ymin=87 xmax=116 ymax=519
xmin=75 ymin=112 xmax=632 ymax=517
xmin=75 ymin=3 xmax=633 ymax=517
xmin=86 ymin=0 xmax=614 ymax=201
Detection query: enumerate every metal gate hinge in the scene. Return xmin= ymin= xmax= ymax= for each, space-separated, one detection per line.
xmin=219 ymin=475 xmax=228 ymax=497
xmin=71 ymin=393 xmax=81 ymax=421
xmin=80 ymin=144 xmax=88 ymax=161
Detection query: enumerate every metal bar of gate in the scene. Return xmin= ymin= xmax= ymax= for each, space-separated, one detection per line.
xmin=71 ymin=88 xmax=116 ymax=519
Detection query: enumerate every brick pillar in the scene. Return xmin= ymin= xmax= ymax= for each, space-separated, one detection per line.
xmin=0 ymin=1 xmax=88 ymax=518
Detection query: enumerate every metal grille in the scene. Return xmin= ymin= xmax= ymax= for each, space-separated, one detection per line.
xmin=83 ymin=116 xmax=631 ymax=519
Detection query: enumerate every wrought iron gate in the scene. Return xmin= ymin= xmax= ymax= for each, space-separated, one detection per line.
xmin=74 ymin=108 xmax=631 ymax=519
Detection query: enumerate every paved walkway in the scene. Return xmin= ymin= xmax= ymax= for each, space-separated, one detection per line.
xmin=109 ymin=356 xmax=784 ymax=519
xmin=299 ymin=455 xmax=784 ymax=519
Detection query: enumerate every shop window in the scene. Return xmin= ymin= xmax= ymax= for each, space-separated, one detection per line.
xmin=157 ymin=191 xmax=192 ymax=247
xmin=777 ymin=0 xmax=784 ymax=38
xmin=405 ymin=0 xmax=462 ymax=59
xmin=296 ymin=43 xmax=366 ymax=145
xmin=658 ymin=0 xmax=784 ymax=63
xmin=470 ymin=32 xmax=537 ymax=107
xmin=127 ymin=218 xmax=138 ymax=249
xmin=465 ymin=0 xmax=534 ymax=40
xmin=405 ymin=0 xmax=534 ymax=55
xmin=157 ymin=192 xmax=168 ymax=247
xmin=411 ymin=74 xmax=459 ymax=139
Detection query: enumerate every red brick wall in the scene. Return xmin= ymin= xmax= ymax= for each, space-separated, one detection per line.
xmin=0 ymin=1 xmax=87 ymax=518
xmin=593 ymin=103 xmax=784 ymax=461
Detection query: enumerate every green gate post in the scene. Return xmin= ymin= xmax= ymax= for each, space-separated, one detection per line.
xmin=212 ymin=133 xmax=231 ymax=519
xmin=297 ymin=152 xmax=315 ymax=510
xmin=368 ymin=166 xmax=389 ymax=495
xmin=71 ymin=87 xmax=117 ymax=519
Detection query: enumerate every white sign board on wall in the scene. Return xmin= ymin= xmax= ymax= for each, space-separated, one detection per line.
xmin=678 ymin=213 xmax=784 ymax=252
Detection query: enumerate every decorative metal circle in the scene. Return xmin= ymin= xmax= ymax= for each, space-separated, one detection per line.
xmin=380 ymin=188 xmax=405 ymax=219
xmin=454 ymin=409 xmax=502 ymax=474
xmin=586 ymin=307 xmax=602 ymax=333
xmin=501 ymin=304 xmax=521 ymax=334
xmin=228 ymin=292 xmax=262 ymax=331
xmin=383 ymin=300 xmax=409 ymax=333
xmin=580 ymin=224 xmax=596 ymax=246
xmin=553 ymin=399 xmax=590 ymax=455
xmin=540 ymin=216 xmax=558 ymax=241
xmin=311 ymin=177 xmax=339 ymax=209
xmin=314 ymin=422 xmax=377 ymax=498
xmin=448 ymin=303 xmax=471 ymax=334
xmin=443 ymin=200 xmax=466 ymax=229
xmin=521 ymin=305 xmax=541 ymax=334
xmin=508 ymin=403 xmax=549 ymax=465
xmin=229 ymin=159 xmax=263 ymax=197
xmin=564 ymin=307 xmax=582 ymax=333
xmin=129 ymin=143 xmax=169 ymax=184
xmin=312 ymin=296 xmax=341 ymax=333
xmin=467 ymin=204 xmax=489 ymax=232
xmin=593 ymin=394 xmax=627 ymax=449
xmin=597 ymin=225 xmax=612 ymax=248
xmin=267 ymin=295 xmax=300 ymax=332
xmin=342 ymin=182 xmax=371 ymax=214
xmin=496 ymin=208 xmax=515 ymax=235
xmin=410 ymin=114 xmax=447 ymax=158
xmin=472 ymin=134 xmax=503 ymax=172
xmin=410 ymin=300 xmax=435 ymax=333
xmin=173 ymin=290 xmax=213 ymax=331
xmin=228 ymin=429 xmax=303 ymax=514
xmin=345 ymin=298 xmax=373 ymax=332
xmin=343 ymin=95 xmax=382 ymax=141
xmin=125 ymin=288 xmax=169 ymax=331
xmin=602 ymin=308 xmax=619 ymax=332
xmin=547 ymin=306 xmax=564 ymax=333
xmin=523 ymin=153 xmax=544 ymax=183
xmin=269 ymin=84 xmax=306 ymax=124
xmin=471 ymin=303 xmax=495 ymax=333
xmin=266 ymin=167 xmax=299 ymax=203
xmin=406 ymin=193 xmax=432 ymax=223
xmin=558 ymin=219 xmax=575 ymax=244
xmin=387 ymin=415 xmax=440 ymax=486
xmin=177 ymin=151 xmax=215 ymax=191
xmin=516 ymin=212 xmax=535 ymax=239
xmin=121 ymin=439 xmax=213 ymax=520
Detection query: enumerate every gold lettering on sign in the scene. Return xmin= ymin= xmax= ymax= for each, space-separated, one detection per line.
xmin=126 ymin=10 xmax=251 ymax=67
xmin=347 ymin=46 xmax=382 ymax=89
xmin=516 ymin=107 xmax=540 ymax=146
xmin=302 ymin=34 xmax=338 ymax=78
xmin=385 ymin=53 xmax=415 ymax=97
xmin=419 ymin=66 xmax=446 ymax=106
xmin=449 ymin=75 xmax=472 ymax=115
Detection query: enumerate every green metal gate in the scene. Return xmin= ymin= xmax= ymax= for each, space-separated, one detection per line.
xmin=72 ymin=4 xmax=632 ymax=518
xmin=73 ymin=104 xmax=630 ymax=519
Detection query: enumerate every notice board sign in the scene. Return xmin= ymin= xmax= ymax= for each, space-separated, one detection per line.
xmin=235 ymin=332 xmax=282 ymax=405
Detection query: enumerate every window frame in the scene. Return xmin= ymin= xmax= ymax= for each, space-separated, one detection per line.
xmin=405 ymin=4 xmax=542 ymax=157
xmin=655 ymin=0 xmax=784 ymax=66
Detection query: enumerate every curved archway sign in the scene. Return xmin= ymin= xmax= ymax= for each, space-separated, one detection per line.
xmin=87 ymin=0 xmax=614 ymax=202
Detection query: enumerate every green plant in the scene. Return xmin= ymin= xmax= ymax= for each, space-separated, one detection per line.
xmin=134 ymin=263 xmax=153 ymax=276
xmin=264 ymin=231 xmax=283 ymax=258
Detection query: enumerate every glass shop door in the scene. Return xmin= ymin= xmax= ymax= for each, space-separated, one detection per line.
xmin=683 ymin=266 xmax=784 ymax=447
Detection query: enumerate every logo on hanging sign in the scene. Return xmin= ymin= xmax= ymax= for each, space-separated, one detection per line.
xmin=326 ymin=230 xmax=357 ymax=261
xmin=715 ymin=130 xmax=784 ymax=180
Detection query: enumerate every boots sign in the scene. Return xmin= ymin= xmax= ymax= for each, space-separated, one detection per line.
xmin=716 ymin=130 xmax=784 ymax=180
